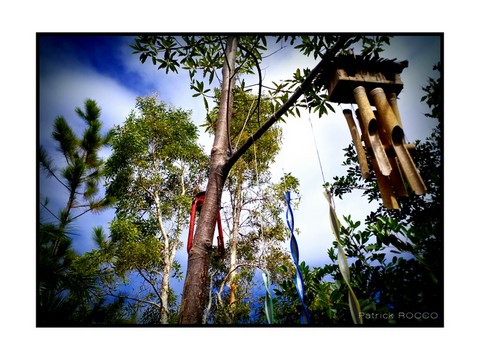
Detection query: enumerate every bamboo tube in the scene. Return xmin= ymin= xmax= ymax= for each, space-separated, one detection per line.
xmin=387 ymin=93 xmax=420 ymax=194
xmin=370 ymin=88 xmax=402 ymax=143
xmin=353 ymin=86 xmax=391 ymax=176
xmin=372 ymin=158 xmax=400 ymax=209
xmin=374 ymin=110 xmax=417 ymax=155
xmin=373 ymin=110 xmax=390 ymax=147
xmin=373 ymin=110 xmax=408 ymax=197
xmin=394 ymin=144 xmax=427 ymax=195
xmin=389 ymin=157 xmax=408 ymax=197
xmin=343 ymin=109 xmax=370 ymax=179
xmin=370 ymin=87 xmax=427 ymax=195
xmin=355 ymin=109 xmax=369 ymax=147
xmin=387 ymin=92 xmax=403 ymax=127
xmin=378 ymin=98 xmax=416 ymax=153
xmin=355 ymin=109 xmax=399 ymax=209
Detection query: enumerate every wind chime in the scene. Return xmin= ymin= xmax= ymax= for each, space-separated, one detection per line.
xmin=324 ymin=54 xmax=427 ymax=209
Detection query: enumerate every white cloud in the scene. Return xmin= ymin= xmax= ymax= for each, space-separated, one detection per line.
xmin=39 ymin=51 xmax=140 ymax=253
xmin=119 ymin=37 xmax=214 ymax=149
xmin=40 ymin=64 xmax=137 ymax=137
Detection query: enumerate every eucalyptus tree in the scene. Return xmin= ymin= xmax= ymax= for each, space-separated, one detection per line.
xmin=205 ymin=173 xmax=300 ymax=324
xmin=101 ymin=95 xmax=206 ymax=324
xmin=200 ymin=89 xmax=299 ymax=323
xmin=131 ymin=35 xmax=391 ymax=323
xmin=38 ymin=99 xmax=114 ymax=325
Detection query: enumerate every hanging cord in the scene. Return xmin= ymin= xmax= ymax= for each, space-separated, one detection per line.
xmin=303 ymin=93 xmax=335 ymax=210
xmin=301 ymin=87 xmax=328 ymax=184
xmin=307 ymin=106 xmax=327 ymax=184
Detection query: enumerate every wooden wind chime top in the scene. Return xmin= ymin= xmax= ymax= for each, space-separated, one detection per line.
xmin=319 ymin=53 xmax=409 ymax=104
xmin=317 ymin=53 xmax=426 ymax=209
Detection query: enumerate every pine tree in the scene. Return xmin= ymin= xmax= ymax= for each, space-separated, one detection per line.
xmin=38 ymin=99 xmax=114 ymax=325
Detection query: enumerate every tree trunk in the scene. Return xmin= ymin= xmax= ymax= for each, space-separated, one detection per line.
xmin=178 ymin=36 xmax=238 ymax=324
xmin=154 ymin=191 xmax=173 ymax=324
xmin=178 ymin=35 xmax=351 ymax=324
xmin=159 ymin=256 xmax=171 ymax=324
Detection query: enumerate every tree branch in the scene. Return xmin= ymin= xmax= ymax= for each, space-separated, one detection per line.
xmin=218 ymin=261 xmax=265 ymax=297
xmin=108 ymin=292 xmax=162 ymax=310
xmin=226 ymin=35 xmax=352 ymax=172
xmin=39 ymin=147 xmax=71 ymax=192
xmin=136 ymin=266 xmax=163 ymax=302
xmin=39 ymin=201 xmax=60 ymax=221
xmin=68 ymin=197 xmax=110 ymax=222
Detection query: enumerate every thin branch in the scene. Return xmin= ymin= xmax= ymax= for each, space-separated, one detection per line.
xmin=235 ymin=37 xmax=260 ymax=75
xmin=262 ymin=42 xmax=289 ymax=59
xmin=243 ymin=83 xmax=279 ymax=91
xmin=39 ymin=155 xmax=70 ymax=192
xmin=238 ymin=43 xmax=263 ymax=127
xmin=40 ymin=201 xmax=60 ymax=221
xmin=108 ymin=292 xmax=162 ymax=310
xmin=203 ymin=269 xmax=218 ymax=324
xmin=232 ymin=97 xmax=256 ymax=150
xmin=137 ymin=175 xmax=155 ymax=199
xmin=214 ymin=261 xmax=267 ymax=309
xmin=136 ymin=266 xmax=163 ymax=302
xmin=70 ymin=203 xmax=99 ymax=209
xmin=68 ymin=197 xmax=110 ymax=222
xmin=217 ymin=36 xmax=230 ymax=74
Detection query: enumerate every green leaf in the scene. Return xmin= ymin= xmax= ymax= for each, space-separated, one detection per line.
xmin=203 ymin=96 xmax=209 ymax=112
xmin=208 ymin=70 xmax=214 ymax=84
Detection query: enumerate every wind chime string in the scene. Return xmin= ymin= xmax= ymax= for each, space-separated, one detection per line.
xmin=305 ymin=96 xmax=335 ymax=211
xmin=307 ymin=109 xmax=327 ymax=185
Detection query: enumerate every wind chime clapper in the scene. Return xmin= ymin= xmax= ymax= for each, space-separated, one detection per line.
xmin=187 ymin=191 xmax=225 ymax=259
xmin=324 ymin=53 xmax=427 ymax=209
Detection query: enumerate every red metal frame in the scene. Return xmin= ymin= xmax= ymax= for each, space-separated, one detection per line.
xmin=187 ymin=191 xmax=225 ymax=257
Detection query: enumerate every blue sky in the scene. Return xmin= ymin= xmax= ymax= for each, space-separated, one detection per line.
xmin=38 ymin=34 xmax=442 ymax=308
xmin=0 ymin=0 xmax=476 ymax=355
